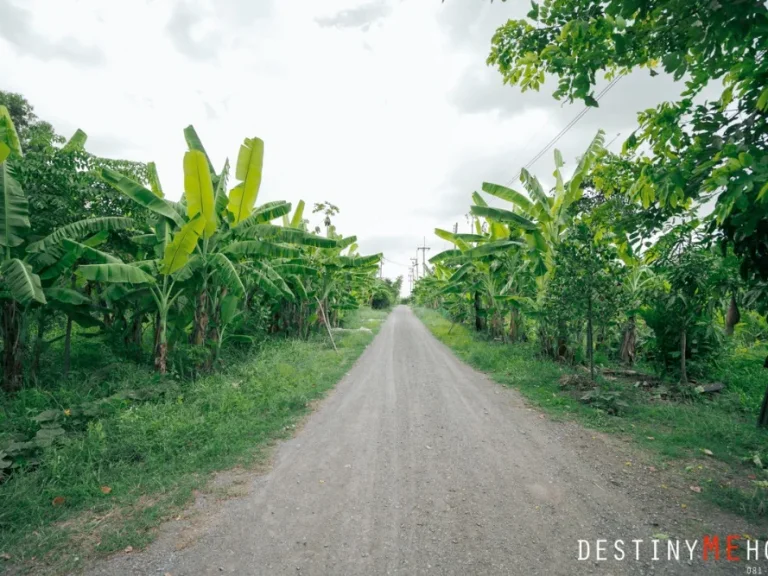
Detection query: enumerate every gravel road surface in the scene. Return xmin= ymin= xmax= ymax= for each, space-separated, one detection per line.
xmin=86 ymin=306 xmax=755 ymax=575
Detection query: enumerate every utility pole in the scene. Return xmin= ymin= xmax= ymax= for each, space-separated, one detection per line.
xmin=410 ymin=257 xmax=419 ymax=282
xmin=417 ymin=237 xmax=431 ymax=278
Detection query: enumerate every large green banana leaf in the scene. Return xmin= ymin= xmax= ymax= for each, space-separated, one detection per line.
xmin=225 ymin=240 xmax=301 ymax=259
xmin=429 ymin=249 xmax=462 ymax=263
xmin=255 ymin=260 xmax=294 ymax=297
xmin=481 ymin=182 xmax=534 ymax=213
xmin=214 ymin=159 xmax=230 ymax=217
xmin=0 ymin=162 xmax=29 ymax=248
xmin=567 ymin=129 xmax=606 ymax=202
xmin=228 ymin=137 xmax=264 ymax=225
xmin=26 ymin=217 xmax=134 ymax=253
xmin=235 ymin=201 xmax=292 ymax=229
xmin=78 ymin=263 xmax=156 ymax=284
xmin=434 ymin=228 xmax=470 ymax=250
xmin=273 ymin=263 xmax=318 ymax=277
xmin=2 ymin=258 xmax=45 ymax=304
xmin=45 ymin=287 xmax=91 ymax=306
xmin=453 ymin=233 xmax=487 ymax=243
xmin=290 ymin=200 xmax=305 ymax=228
xmin=100 ymin=168 xmax=184 ymax=227
xmin=0 ymin=106 xmax=22 ymax=158
xmin=61 ymin=239 xmax=122 ymax=263
xmin=61 ymin=129 xmax=87 ymax=152
xmin=161 ymin=215 xmax=206 ymax=274
xmin=469 ymin=206 xmax=537 ymax=231
xmin=146 ymin=162 xmax=164 ymax=198
xmin=448 ymin=262 xmax=474 ymax=283
xmin=461 ymin=240 xmax=523 ymax=259
xmin=184 ymin=150 xmax=217 ymax=238
xmin=238 ymin=224 xmax=338 ymax=248
xmin=337 ymin=254 xmax=381 ymax=268
xmin=336 ymin=236 xmax=357 ymax=250
xmin=209 ymin=253 xmax=245 ymax=296
xmin=184 ymin=125 xmax=217 ymax=178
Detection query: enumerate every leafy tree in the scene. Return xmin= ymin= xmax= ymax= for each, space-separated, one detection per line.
xmin=487 ymin=0 xmax=768 ymax=281
xmin=542 ymin=222 xmax=624 ymax=378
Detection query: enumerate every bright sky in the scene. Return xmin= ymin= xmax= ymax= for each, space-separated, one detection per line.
xmin=0 ymin=0 xmax=691 ymax=295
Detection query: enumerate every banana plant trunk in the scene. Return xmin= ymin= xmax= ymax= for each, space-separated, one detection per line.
xmin=63 ymin=317 xmax=73 ymax=377
xmin=2 ymin=301 xmax=24 ymax=392
xmin=587 ymin=296 xmax=594 ymax=380
xmin=620 ymin=315 xmax=636 ymax=365
xmin=725 ymin=295 xmax=740 ymax=336
xmin=31 ymin=309 xmax=47 ymax=381
xmin=680 ymin=326 xmax=687 ymax=384
xmin=155 ymin=312 xmax=168 ymax=374
xmin=508 ymin=307 xmax=519 ymax=341
xmin=192 ymin=290 xmax=208 ymax=346
xmin=474 ymin=291 xmax=484 ymax=332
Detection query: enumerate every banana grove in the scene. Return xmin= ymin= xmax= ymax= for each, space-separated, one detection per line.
xmin=413 ymin=131 xmax=768 ymax=427
xmin=0 ymin=105 xmax=382 ymax=390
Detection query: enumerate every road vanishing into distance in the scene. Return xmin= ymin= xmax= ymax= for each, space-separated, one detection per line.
xmin=88 ymin=307 xmax=749 ymax=575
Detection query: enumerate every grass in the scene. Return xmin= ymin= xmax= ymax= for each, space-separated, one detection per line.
xmin=414 ymin=307 xmax=768 ymax=525
xmin=0 ymin=307 xmax=389 ymax=574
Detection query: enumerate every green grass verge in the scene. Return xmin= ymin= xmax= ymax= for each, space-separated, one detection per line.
xmin=0 ymin=307 xmax=390 ymax=573
xmin=414 ymin=307 xmax=768 ymax=525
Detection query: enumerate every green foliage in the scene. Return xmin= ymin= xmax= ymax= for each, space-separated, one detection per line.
xmin=0 ymin=309 xmax=384 ymax=568
xmin=487 ymin=0 xmax=768 ymax=283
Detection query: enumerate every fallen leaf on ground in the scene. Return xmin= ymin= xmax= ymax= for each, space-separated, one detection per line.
xmin=646 ymin=436 xmax=655 ymax=440
xmin=701 ymin=449 xmax=714 ymax=456
xmin=0 ymin=553 xmax=10 ymax=560
xmin=690 ymin=486 xmax=702 ymax=493
xmin=52 ymin=496 xmax=65 ymax=507
xmin=652 ymin=533 xmax=669 ymax=540
xmin=100 ymin=486 xmax=112 ymax=494
xmin=680 ymin=504 xmax=687 ymax=509
xmin=124 ymin=546 xmax=133 ymax=553
xmin=539 ymin=414 xmax=545 ymax=419
xmin=648 ymin=466 xmax=657 ymax=472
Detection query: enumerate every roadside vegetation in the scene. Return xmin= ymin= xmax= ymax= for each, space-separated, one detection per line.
xmin=411 ymin=0 xmax=768 ymax=522
xmin=0 ymin=91 xmax=398 ymax=571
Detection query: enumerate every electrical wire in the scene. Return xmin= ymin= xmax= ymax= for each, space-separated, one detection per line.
xmin=503 ymin=74 xmax=624 ymax=188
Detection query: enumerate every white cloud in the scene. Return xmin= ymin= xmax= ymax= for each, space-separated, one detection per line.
xmin=0 ymin=0 xmax=691 ymax=294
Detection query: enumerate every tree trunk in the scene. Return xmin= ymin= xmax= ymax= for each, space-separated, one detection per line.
xmin=192 ymin=291 xmax=208 ymax=346
xmin=474 ymin=291 xmax=484 ymax=332
xmin=725 ymin=294 xmax=740 ymax=336
xmin=2 ymin=301 xmax=24 ymax=392
xmin=154 ymin=313 xmax=168 ymax=374
xmin=587 ymin=296 xmax=594 ymax=381
xmin=680 ymin=327 xmax=687 ymax=384
xmin=153 ymin=312 xmax=162 ymax=363
xmin=63 ymin=317 xmax=73 ymax=378
xmin=758 ymin=382 xmax=768 ymax=428
xmin=127 ymin=314 xmax=143 ymax=350
xmin=30 ymin=309 xmax=47 ymax=381
xmin=620 ymin=315 xmax=636 ymax=365
xmin=508 ymin=307 xmax=519 ymax=342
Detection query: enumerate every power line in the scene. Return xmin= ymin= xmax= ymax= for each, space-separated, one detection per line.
xmin=504 ymin=75 xmax=624 ymax=188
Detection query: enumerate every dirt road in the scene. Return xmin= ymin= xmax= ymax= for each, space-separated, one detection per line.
xmin=87 ymin=306 xmax=754 ymax=575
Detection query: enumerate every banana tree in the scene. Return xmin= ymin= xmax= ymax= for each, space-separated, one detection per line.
xmin=471 ymin=130 xmax=607 ymax=278
xmin=1 ymin=107 xmax=135 ymax=390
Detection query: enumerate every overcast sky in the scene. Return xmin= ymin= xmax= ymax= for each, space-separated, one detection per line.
xmin=1 ymin=0 xmax=690 ymax=294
